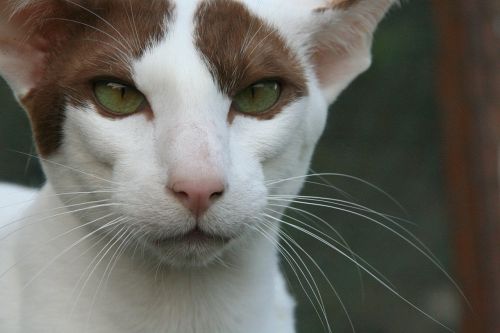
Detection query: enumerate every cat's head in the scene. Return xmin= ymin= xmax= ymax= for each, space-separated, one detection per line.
xmin=0 ymin=0 xmax=395 ymax=266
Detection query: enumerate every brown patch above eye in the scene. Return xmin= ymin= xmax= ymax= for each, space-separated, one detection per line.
xmin=194 ymin=0 xmax=308 ymax=121
xmin=21 ymin=0 xmax=174 ymax=157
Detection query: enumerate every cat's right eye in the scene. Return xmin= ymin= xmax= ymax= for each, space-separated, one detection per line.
xmin=93 ymin=81 xmax=146 ymax=116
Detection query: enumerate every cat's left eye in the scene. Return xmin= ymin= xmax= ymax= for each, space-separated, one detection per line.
xmin=232 ymin=80 xmax=281 ymax=115
xmin=93 ymin=81 xmax=146 ymax=116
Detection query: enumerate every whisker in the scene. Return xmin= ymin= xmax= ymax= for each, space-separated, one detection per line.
xmin=273 ymin=216 xmax=455 ymax=332
xmin=10 ymin=150 xmax=120 ymax=185
xmin=100 ymin=227 xmax=139 ymax=293
xmin=269 ymin=194 xmax=415 ymax=226
xmin=268 ymin=196 xmax=469 ymax=306
xmin=68 ymin=222 xmax=123 ymax=267
xmin=82 ymin=38 xmax=132 ymax=62
xmin=264 ymin=207 xmax=395 ymax=290
xmin=21 ymin=216 xmax=128 ymax=291
xmin=60 ymin=0 xmax=134 ymax=51
xmin=266 ymin=173 xmax=408 ymax=216
xmin=266 ymin=201 xmax=369 ymax=294
xmin=67 ymin=223 xmax=125 ymax=313
xmin=0 ymin=198 xmax=112 ymax=233
xmin=251 ymin=222 xmax=332 ymax=333
xmin=308 ymin=167 xmax=356 ymax=201
xmin=275 ymin=222 xmax=355 ymax=333
xmin=124 ymin=0 xmax=141 ymax=52
xmin=0 ymin=212 xmax=116 ymax=282
xmin=265 ymin=205 xmax=394 ymax=290
xmin=0 ymin=202 xmax=125 ymax=241
xmin=45 ymin=17 xmax=129 ymax=56
xmin=85 ymin=225 xmax=134 ymax=328
xmin=272 ymin=195 xmax=444 ymax=271
xmin=69 ymin=221 xmax=129 ymax=317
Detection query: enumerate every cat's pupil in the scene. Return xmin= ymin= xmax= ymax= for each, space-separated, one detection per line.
xmin=107 ymin=83 xmax=127 ymax=98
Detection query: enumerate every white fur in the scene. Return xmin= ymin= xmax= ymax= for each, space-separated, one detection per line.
xmin=0 ymin=0 xmax=395 ymax=332
xmin=1 ymin=184 xmax=296 ymax=332
xmin=0 ymin=184 xmax=36 ymax=226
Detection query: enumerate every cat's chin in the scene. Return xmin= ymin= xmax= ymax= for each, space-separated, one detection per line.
xmin=143 ymin=230 xmax=235 ymax=268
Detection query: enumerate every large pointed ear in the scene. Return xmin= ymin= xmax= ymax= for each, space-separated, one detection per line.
xmin=0 ymin=0 xmax=79 ymax=101
xmin=306 ymin=0 xmax=397 ymax=104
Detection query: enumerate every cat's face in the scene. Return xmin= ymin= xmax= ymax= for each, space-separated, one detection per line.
xmin=0 ymin=0 xmax=394 ymax=266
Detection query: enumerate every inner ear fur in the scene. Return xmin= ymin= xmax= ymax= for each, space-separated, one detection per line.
xmin=309 ymin=0 xmax=397 ymax=104
xmin=0 ymin=0 xmax=84 ymax=100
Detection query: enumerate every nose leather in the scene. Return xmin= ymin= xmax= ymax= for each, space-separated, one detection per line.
xmin=169 ymin=179 xmax=225 ymax=217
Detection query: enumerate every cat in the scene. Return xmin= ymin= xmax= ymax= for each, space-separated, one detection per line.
xmin=0 ymin=0 xmax=397 ymax=332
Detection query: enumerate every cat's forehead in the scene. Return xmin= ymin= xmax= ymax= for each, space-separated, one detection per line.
xmin=60 ymin=0 xmax=307 ymax=103
xmin=73 ymin=0 xmax=306 ymax=81
xmin=133 ymin=0 xmax=306 ymax=105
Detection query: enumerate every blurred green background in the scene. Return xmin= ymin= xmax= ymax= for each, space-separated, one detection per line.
xmin=0 ymin=1 xmax=460 ymax=332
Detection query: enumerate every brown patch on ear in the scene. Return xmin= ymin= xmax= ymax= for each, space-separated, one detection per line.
xmin=0 ymin=1 xmax=83 ymax=96
xmin=9 ymin=0 xmax=173 ymax=157
xmin=195 ymin=0 xmax=307 ymax=121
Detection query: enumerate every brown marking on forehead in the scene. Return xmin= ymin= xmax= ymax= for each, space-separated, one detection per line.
xmin=195 ymin=0 xmax=307 ymax=120
xmin=18 ymin=0 xmax=173 ymax=157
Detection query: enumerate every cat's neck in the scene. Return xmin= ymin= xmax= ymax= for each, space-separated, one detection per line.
xmin=6 ymin=184 xmax=293 ymax=333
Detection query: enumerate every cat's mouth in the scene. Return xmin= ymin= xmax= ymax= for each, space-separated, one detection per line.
xmin=153 ymin=227 xmax=232 ymax=246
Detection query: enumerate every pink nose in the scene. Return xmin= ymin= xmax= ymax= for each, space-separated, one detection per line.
xmin=169 ymin=179 xmax=225 ymax=217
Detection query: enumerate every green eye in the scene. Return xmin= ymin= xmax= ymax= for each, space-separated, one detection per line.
xmin=233 ymin=81 xmax=281 ymax=115
xmin=94 ymin=81 xmax=146 ymax=115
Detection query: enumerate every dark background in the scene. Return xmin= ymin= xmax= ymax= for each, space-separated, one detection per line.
xmin=0 ymin=1 xmax=465 ymax=332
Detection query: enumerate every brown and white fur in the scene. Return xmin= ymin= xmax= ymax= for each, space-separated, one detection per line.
xmin=0 ymin=0 xmax=396 ymax=332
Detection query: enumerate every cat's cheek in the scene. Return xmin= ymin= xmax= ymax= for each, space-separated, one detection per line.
xmin=230 ymin=101 xmax=307 ymax=162
xmin=304 ymin=85 xmax=329 ymax=143
xmin=63 ymin=104 xmax=155 ymax=165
